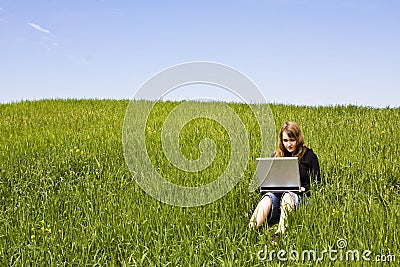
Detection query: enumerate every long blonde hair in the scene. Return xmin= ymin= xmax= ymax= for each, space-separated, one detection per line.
xmin=274 ymin=121 xmax=306 ymax=160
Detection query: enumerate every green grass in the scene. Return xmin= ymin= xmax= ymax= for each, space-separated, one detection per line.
xmin=0 ymin=99 xmax=399 ymax=266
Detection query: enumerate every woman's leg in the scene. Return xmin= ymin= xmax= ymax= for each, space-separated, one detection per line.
xmin=249 ymin=195 xmax=273 ymax=229
xmin=275 ymin=192 xmax=296 ymax=235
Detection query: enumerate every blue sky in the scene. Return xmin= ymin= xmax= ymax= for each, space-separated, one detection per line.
xmin=1 ymin=0 xmax=399 ymax=107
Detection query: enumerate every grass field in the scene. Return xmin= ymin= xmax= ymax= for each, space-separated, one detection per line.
xmin=0 ymin=99 xmax=399 ymax=266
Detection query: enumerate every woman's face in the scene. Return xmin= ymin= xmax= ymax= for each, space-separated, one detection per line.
xmin=282 ymin=131 xmax=297 ymax=153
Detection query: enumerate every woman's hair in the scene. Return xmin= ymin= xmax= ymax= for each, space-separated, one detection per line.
xmin=274 ymin=121 xmax=306 ymax=160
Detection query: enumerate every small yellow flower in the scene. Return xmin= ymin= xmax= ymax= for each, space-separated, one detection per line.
xmin=40 ymin=220 xmax=45 ymax=225
xmin=332 ymin=209 xmax=339 ymax=216
xmin=31 ymin=235 xmax=35 ymax=239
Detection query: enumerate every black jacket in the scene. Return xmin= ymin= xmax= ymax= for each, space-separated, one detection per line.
xmin=298 ymin=147 xmax=320 ymax=194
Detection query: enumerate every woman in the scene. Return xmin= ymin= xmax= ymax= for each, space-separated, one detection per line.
xmin=249 ymin=121 xmax=320 ymax=235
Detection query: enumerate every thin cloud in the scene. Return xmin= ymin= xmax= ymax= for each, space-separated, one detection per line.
xmin=28 ymin=22 xmax=53 ymax=36
xmin=27 ymin=22 xmax=58 ymax=50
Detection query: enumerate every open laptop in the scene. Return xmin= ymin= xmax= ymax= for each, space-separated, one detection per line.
xmin=256 ymin=157 xmax=301 ymax=193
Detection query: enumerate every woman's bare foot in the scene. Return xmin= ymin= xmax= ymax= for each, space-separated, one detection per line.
xmin=275 ymin=221 xmax=286 ymax=236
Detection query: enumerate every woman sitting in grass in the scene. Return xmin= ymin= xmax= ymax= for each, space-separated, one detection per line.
xmin=249 ymin=121 xmax=321 ymax=235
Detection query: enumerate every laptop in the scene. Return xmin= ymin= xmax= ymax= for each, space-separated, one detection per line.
xmin=256 ymin=157 xmax=301 ymax=193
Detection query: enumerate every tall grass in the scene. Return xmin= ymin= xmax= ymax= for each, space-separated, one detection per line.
xmin=0 ymin=99 xmax=398 ymax=266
